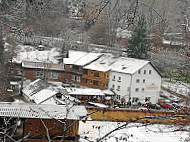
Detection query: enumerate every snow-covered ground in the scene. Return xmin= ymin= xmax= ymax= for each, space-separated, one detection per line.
xmin=6 ymin=43 xmax=60 ymax=64
xmin=79 ymin=121 xmax=190 ymax=142
xmin=162 ymin=81 xmax=190 ymax=97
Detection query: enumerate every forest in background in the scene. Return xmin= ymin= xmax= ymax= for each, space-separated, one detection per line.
xmin=0 ymin=0 xmax=189 ymax=84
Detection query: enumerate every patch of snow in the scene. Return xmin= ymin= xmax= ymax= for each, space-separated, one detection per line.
xmin=12 ymin=47 xmax=59 ymax=64
xmin=68 ymin=88 xmax=105 ymax=96
xmin=79 ymin=121 xmax=190 ymax=142
xmin=162 ymin=81 xmax=190 ymax=97
xmin=116 ymin=27 xmax=132 ymax=38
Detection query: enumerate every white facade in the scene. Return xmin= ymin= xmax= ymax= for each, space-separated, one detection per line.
xmin=109 ymin=63 xmax=161 ymax=104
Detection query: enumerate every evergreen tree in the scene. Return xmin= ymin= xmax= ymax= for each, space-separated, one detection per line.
xmin=0 ymin=26 xmax=4 ymax=62
xmin=126 ymin=16 xmax=150 ymax=59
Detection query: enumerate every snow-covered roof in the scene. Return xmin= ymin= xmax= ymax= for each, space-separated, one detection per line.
xmin=10 ymin=81 xmax=19 ymax=85
xmin=22 ymin=79 xmax=80 ymax=105
xmin=0 ymin=103 xmax=88 ymax=120
xmin=40 ymin=97 xmax=58 ymax=105
xmin=102 ymin=90 xmax=115 ymax=96
xmin=68 ymin=88 xmax=105 ymax=96
xmin=82 ymin=54 xmax=149 ymax=74
xmin=22 ymin=61 xmax=64 ymax=71
xmin=74 ymin=52 xmax=101 ymax=66
xmin=111 ymin=57 xmax=149 ymax=74
xmin=32 ymin=89 xmax=58 ymax=104
xmin=64 ymin=50 xmax=86 ymax=65
xmin=64 ymin=50 xmax=151 ymax=74
xmin=12 ymin=48 xmax=59 ymax=64
xmin=88 ymin=102 xmax=109 ymax=108
xmin=83 ymin=54 xmax=117 ymax=72
xmin=22 ymin=79 xmax=50 ymax=100
xmin=64 ymin=50 xmax=101 ymax=66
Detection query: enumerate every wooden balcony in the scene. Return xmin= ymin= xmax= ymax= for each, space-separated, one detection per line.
xmin=65 ymin=68 xmax=81 ymax=73
xmin=80 ymin=81 xmax=108 ymax=90
xmin=82 ymin=74 xmax=109 ymax=82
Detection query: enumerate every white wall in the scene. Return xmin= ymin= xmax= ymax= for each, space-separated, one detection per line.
xmin=131 ymin=63 xmax=161 ymax=104
xmin=108 ymin=71 xmax=131 ymax=102
xmin=109 ymin=63 xmax=162 ymax=104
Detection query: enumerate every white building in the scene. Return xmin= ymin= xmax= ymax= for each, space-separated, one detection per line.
xmin=109 ymin=57 xmax=162 ymax=104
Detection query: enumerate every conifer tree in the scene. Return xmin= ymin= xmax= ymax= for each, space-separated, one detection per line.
xmin=0 ymin=26 xmax=4 ymax=63
xmin=126 ymin=16 xmax=150 ymax=59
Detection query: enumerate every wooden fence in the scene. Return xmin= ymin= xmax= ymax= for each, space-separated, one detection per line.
xmin=87 ymin=107 xmax=190 ymax=125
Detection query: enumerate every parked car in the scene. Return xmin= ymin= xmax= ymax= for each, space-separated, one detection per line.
xmin=171 ymin=103 xmax=180 ymax=109
xmin=146 ymin=104 xmax=161 ymax=110
xmin=160 ymin=103 xmax=173 ymax=109
xmin=138 ymin=107 xmax=148 ymax=111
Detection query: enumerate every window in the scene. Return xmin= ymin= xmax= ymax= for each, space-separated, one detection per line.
xmin=91 ymin=71 xmax=93 ymax=76
xmin=93 ymin=81 xmax=98 ymax=86
xmin=144 ymin=70 xmax=146 ymax=75
xmin=145 ymin=97 xmax=151 ymax=102
xmin=72 ymin=75 xmax=76 ymax=81
xmin=104 ymin=73 xmax=109 ymax=78
xmin=83 ymin=69 xmax=88 ymax=75
xmin=73 ymin=65 xmax=79 ymax=70
xmin=138 ymin=70 xmax=141 ymax=74
xmin=142 ymin=88 xmax=145 ymax=92
xmin=107 ymin=74 xmax=109 ymax=79
xmin=94 ymin=72 xmax=99 ymax=77
xmin=132 ymin=97 xmax=139 ymax=102
xmin=149 ymin=70 xmax=152 ymax=74
xmin=82 ymin=78 xmax=87 ymax=83
xmin=105 ymin=83 xmax=108 ymax=88
xmin=36 ymin=71 xmax=44 ymax=78
xmin=72 ymin=76 xmax=81 ymax=82
xmin=143 ymin=79 xmax=145 ymax=83
xmin=135 ymin=88 xmax=139 ymax=92
xmin=118 ymin=77 xmax=121 ymax=82
xmin=136 ymin=79 xmax=140 ymax=83
xmin=117 ymin=95 xmax=120 ymax=100
xmin=56 ymin=93 xmax=62 ymax=99
xmin=112 ymin=76 xmax=115 ymax=81
xmin=89 ymin=80 xmax=93 ymax=84
xmin=103 ymin=83 xmax=105 ymax=87
xmin=76 ymin=76 xmax=80 ymax=82
xmin=117 ymin=86 xmax=120 ymax=91
xmin=48 ymin=72 xmax=59 ymax=79
xmin=112 ymin=85 xmax=115 ymax=90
